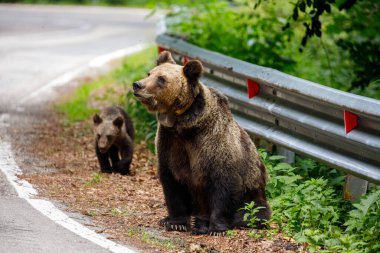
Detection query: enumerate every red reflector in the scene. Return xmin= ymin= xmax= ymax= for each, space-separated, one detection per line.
xmin=344 ymin=111 xmax=358 ymax=134
xmin=183 ymin=56 xmax=188 ymax=65
xmin=247 ymin=80 xmax=259 ymax=99
xmin=158 ymin=47 xmax=165 ymax=53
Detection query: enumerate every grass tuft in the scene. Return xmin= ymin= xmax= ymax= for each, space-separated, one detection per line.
xmin=56 ymin=47 xmax=157 ymax=150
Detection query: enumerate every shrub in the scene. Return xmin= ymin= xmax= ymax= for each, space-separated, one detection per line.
xmin=244 ymin=150 xmax=380 ymax=252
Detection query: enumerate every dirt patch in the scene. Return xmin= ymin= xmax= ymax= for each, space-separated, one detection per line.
xmin=13 ymin=102 xmax=305 ymax=252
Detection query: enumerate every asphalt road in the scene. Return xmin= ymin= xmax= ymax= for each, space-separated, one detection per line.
xmin=0 ymin=4 xmax=157 ymax=252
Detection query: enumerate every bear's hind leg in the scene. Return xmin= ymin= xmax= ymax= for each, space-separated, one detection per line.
xmin=208 ymin=176 xmax=240 ymax=236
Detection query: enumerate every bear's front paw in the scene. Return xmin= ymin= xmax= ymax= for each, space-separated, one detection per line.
xmin=190 ymin=216 xmax=209 ymax=235
xmin=159 ymin=216 xmax=189 ymax=232
xmin=112 ymin=163 xmax=130 ymax=175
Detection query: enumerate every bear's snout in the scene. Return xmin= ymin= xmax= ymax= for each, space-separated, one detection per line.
xmin=133 ymin=81 xmax=143 ymax=93
xmin=98 ymin=147 xmax=108 ymax=154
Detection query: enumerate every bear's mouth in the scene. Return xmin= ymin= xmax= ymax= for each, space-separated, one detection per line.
xmin=133 ymin=93 xmax=143 ymax=98
xmin=99 ymin=147 xmax=108 ymax=154
xmin=134 ymin=93 xmax=158 ymax=111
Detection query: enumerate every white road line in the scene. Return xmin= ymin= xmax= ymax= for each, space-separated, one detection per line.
xmin=89 ymin=43 xmax=149 ymax=68
xmin=19 ymin=42 xmax=150 ymax=106
xmin=1 ymin=43 xmax=152 ymax=253
xmin=0 ymin=140 xmax=135 ymax=253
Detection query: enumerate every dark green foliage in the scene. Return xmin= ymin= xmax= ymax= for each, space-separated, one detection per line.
xmin=338 ymin=41 xmax=380 ymax=91
xmin=166 ymin=1 xmax=295 ymax=71
xmin=254 ymin=0 xmax=356 ymax=50
xmin=330 ymin=1 xmax=380 ymax=92
xmin=248 ymin=150 xmax=380 ymax=252
xmin=166 ymin=0 xmax=379 ymax=98
xmin=342 ymin=190 xmax=380 ymax=252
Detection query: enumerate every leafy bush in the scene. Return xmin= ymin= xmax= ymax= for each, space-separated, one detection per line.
xmin=165 ymin=0 xmax=379 ymax=99
xmin=340 ymin=190 xmax=380 ymax=253
xmin=241 ymin=201 xmax=266 ymax=228
xmin=166 ymin=0 xmax=295 ymax=70
xmin=245 ymin=150 xmax=380 ymax=252
xmin=328 ymin=1 xmax=380 ymax=93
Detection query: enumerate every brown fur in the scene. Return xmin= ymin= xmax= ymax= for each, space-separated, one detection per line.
xmin=133 ymin=51 xmax=270 ymax=235
xmin=93 ymin=106 xmax=134 ymax=175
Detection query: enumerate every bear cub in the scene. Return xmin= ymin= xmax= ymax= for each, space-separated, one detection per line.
xmin=93 ymin=106 xmax=134 ymax=175
xmin=133 ymin=51 xmax=271 ymax=236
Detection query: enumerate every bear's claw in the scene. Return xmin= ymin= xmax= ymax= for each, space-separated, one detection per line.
xmin=168 ymin=224 xmax=187 ymax=231
xmin=160 ymin=217 xmax=188 ymax=232
xmin=209 ymin=231 xmax=226 ymax=237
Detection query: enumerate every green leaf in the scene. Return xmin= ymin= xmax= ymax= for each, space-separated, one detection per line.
xmin=274 ymin=162 xmax=294 ymax=171
xmin=269 ymin=155 xmax=286 ymax=161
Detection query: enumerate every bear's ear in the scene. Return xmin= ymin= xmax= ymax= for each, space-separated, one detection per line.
xmin=93 ymin=114 xmax=102 ymax=125
xmin=157 ymin=51 xmax=176 ymax=66
xmin=183 ymin=60 xmax=203 ymax=82
xmin=113 ymin=116 xmax=124 ymax=129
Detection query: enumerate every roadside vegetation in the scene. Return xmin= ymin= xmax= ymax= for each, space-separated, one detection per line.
xmin=164 ymin=0 xmax=379 ymax=99
xmin=55 ymin=47 xmax=380 ymax=252
xmin=256 ymin=152 xmax=380 ymax=252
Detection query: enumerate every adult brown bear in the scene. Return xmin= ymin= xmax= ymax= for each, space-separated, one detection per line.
xmin=133 ymin=51 xmax=270 ymax=235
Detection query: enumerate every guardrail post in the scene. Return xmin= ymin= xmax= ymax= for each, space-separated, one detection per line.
xmin=344 ymin=175 xmax=368 ymax=201
xmin=276 ymin=146 xmax=295 ymax=164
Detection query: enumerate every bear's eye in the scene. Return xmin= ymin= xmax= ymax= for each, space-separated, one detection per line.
xmin=147 ymin=72 xmax=151 ymax=76
xmin=157 ymin=76 xmax=166 ymax=87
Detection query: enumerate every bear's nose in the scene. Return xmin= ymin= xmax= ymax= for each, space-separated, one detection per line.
xmin=133 ymin=81 xmax=143 ymax=92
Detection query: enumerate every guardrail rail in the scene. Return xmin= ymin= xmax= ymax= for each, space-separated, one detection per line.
xmin=156 ymin=34 xmax=380 ymax=199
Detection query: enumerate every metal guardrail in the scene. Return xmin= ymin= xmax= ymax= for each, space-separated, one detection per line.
xmin=156 ymin=34 xmax=380 ymax=186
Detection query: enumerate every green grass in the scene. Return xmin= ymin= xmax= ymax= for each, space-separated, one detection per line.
xmin=56 ymin=47 xmax=157 ymax=149
xmin=56 ymin=77 xmax=107 ymax=124
xmin=140 ymin=231 xmax=176 ymax=250
xmin=126 ymin=228 xmax=177 ymax=250
xmin=110 ymin=207 xmax=129 ymax=216
xmin=85 ymin=172 xmax=104 ymax=186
